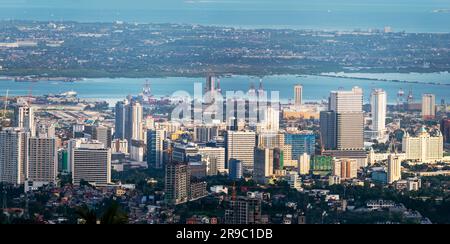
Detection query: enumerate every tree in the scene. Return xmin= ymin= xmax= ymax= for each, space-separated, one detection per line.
xmin=75 ymin=205 xmax=98 ymax=224
xmin=100 ymin=201 xmax=128 ymax=225
xmin=75 ymin=201 xmax=128 ymax=225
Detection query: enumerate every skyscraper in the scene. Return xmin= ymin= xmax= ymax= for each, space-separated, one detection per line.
xmin=319 ymin=111 xmax=336 ymax=150
xmin=194 ymin=125 xmax=218 ymax=143
xmin=329 ymin=87 xmax=364 ymax=150
xmin=369 ymin=89 xmax=387 ymax=141
xmin=294 ymin=84 xmax=303 ymax=107
xmin=206 ymin=75 xmax=216 ymax=94
xmin=261 ymin=106 xmax=280 ymax=132
xmin=205 ymin=75 xmax=217 ymax=104
xmin=92 ymin=126 xmax=112 ymax=148
xmin=0 ymin=128 xmax=28 ymax=185
xmin=115 ymin=100 xmax=143 ymax=143
xmin=254 ymin=147 xmax=274 ymax=184
xmin=387 ymin=154 xmax=402 ymax=184
xmin=165 ymin=162 xmax=190 ymax=205
xmin=422 ymin=94 xmax=436 ymax=120
xmin=198 ymin=147 xmax=226 ymax=173
xmin=131 ymin=102 xmax=143 ymax=141
xmin=147 ymin=129 xmax=166 ymax=169
xmin=441 ymin=119 xmax=450 ymax=144
xmin=71 ymin=140 xmax=111 ymax=187
xmin=27 ymin=137 xmax=57 ymax=184
xmin=13 ymin=105 xmax=36 ymax=137
xmin=284 ymin=131 xmax=315 ymax=160
xmin=114 ymin=100 xmax=129 ymax=140
xmin=298 ymin=153 xmax=310 ymax=175
xmin=225 ymin=131 xmax=256 ymax=171
xmin=229 ymin=159 xmax=243 ymax=180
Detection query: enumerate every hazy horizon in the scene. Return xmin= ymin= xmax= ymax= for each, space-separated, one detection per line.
xmin=1 ymin=0 xmax=450 ymax=32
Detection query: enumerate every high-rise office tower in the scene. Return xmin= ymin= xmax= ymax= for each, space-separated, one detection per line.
xmin=114 ymin=100 xmax=129 ymax=140
xmin=294 ymin=84 xmax=303 ymax=107
xmin=131 ymin=102 xmax=143 ymax=141
xmin=387 ymin=154 xmax=402 ymax=184
xmin=329 ymin=87 xmax=363 ymax=112
xmin=261 ymin=106 xmax=280 ymax=132
xmin=194 ymin=125 xmax=219 ymax=143
xmin=92 ymin=126 xmax=112 ymax=148
xmin=336 ymin=112 xmax=364 ymax=150
xmin=328 ymin=87 xmax=364 ymax=150
xmin=27 ymin=137 xmax=57 ymax=184
xmin=198 ymin=147 xmax=226 ymax=173
xmin=225 ymin=131 xmax=256 ymax=171
xmin=298 ymin=153 xmax=310 ymax=175
xmin=165 ymin=162 xmax=190 ymax=205
xmin=0 ymin=128 xmax=28 ymax=185
xmin=257 ymin=132 xmax=285 ymax=149
xmin=332 ymin=158 xmax=358 ymax=180
xmin=71 ymin=140 xmax=111 ymax=187
xmin=114 ymin=100 xmax=143 ymax=143
xmin=284 ymin=131 xmax=315 ymax=159
xmin=205 ymin=76 xmax=217 ymax=104
xmin=422 ymin=94 xmax=436 ymax=120
xmin=36 ymin=123 xmax=56 ymax=139
xmin=441 ymin=119 xmax=450 ymax=144
xmin=254 ymin=147 xmax=274 ymax=184
xmin=370 ymin=89 xmax=387 ymax=140
xmin=224 ymin=197 xmax=262 ymax=224
xmin=206 ymin=75 xmax=216 ymax=94
xmin=147 ymin=129 xmax=166 ymax=169
xmin=320 ymin=111 xmax=336 ymax=150
xmin=228 ymin=159 xmax=243 ymax=180
xmin=13 ymin=105 xmax=36 ymax=137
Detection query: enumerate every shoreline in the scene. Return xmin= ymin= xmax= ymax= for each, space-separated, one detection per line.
xmin=2 ymin=71 xmax=450 ymax=87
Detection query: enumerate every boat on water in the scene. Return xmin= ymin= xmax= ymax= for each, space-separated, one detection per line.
xmin=14 ymin=77 xmax=39 ymax=82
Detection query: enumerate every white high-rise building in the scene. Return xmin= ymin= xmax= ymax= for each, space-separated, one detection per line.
xmin=71 ymin=139 xmax=111 ymax=187
xmin=131 ymin=102 xmax=143 ymax=141
xmin=287 ymin=171 xmax=302 ymax=191
xmin=294 ymin=84 xmax=303 ymax=107
xmin=0 ymin=128 xmax=28 ymax=185
xmin=422 ymin=94 xmax=436 ymax=120
xmin=226 ymin=131 xmax=256 ymax=171
xmin=14 ymin=105 xmax=36 ymax=137
xmin=371 ymin=89 xmax=387 ymax=134
xmin=298 ymin=153 xmax=310 ymax=175
xmin=147 ymin=129 xmax=166 ymax=169
xmin=198 ymin=147 xmax=226 ymax=173
xmin=27 ymin=137 xmax=57 ymax=184
xmin=387 ymin=154 xmax=402 ymax=184
xmin=402 ymin=127 xmax=443 ymax=163
xmin=329 ymin=87 xmax=363 ymax=113
xmin=261 ymin=106 xmax=280 ymax=132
